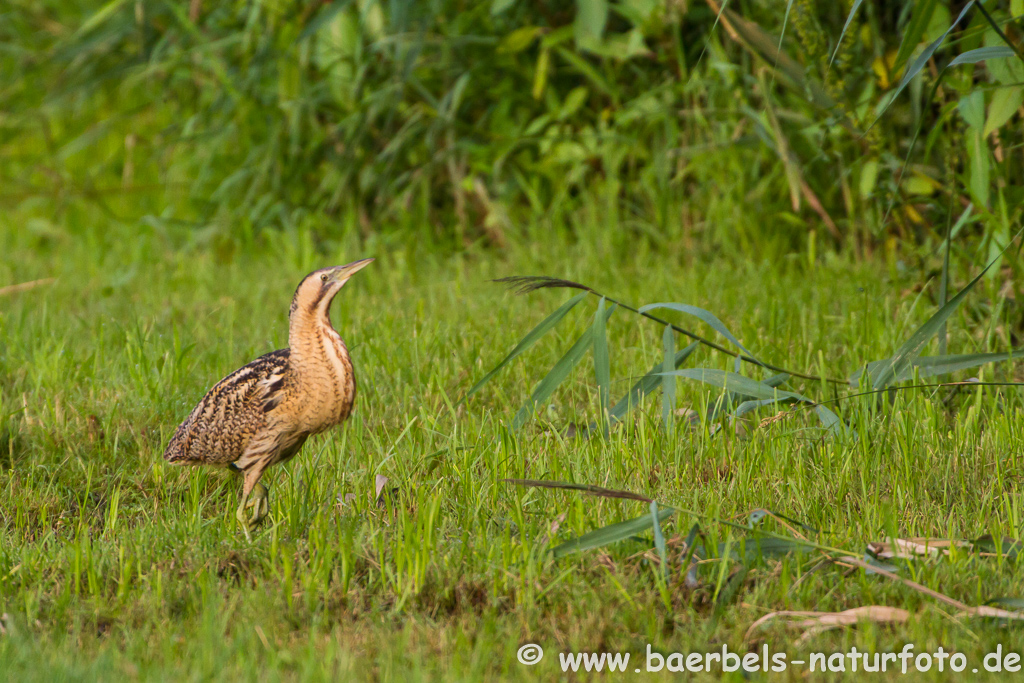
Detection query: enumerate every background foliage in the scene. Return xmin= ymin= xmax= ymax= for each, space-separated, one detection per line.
xmin=3 ymin=0 xmax=1023 ymax=257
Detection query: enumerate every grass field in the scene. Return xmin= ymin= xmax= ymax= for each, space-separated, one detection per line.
xmin=2 ymin=208 xmax=1024 ymax=680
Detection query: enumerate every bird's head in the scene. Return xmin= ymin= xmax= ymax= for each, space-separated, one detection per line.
xmin=289 ymin=258 xmax=374 ymax=322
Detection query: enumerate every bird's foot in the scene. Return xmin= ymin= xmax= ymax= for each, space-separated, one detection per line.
xmin=235 ymin=483 xmax=270 ymax=541
xmin=247 ymin=482 xmax=270 ymax=525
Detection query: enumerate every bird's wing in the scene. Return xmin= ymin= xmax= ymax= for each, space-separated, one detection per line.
xmin=257 ymin=361 xmax=288 ymax=413
xmin=164 ymin=348 xmax=291 ymax=465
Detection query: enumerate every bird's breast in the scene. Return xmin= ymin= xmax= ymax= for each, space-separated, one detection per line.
xmin=283 ymin=321 xmax=356 ymax=433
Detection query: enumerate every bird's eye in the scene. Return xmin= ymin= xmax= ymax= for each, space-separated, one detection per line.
xmin=320 ymin=274 xmax=328 ymax=282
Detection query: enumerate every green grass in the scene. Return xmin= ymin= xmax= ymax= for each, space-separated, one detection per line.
xmin=2 ymin=207 xmax=1024 ymax=680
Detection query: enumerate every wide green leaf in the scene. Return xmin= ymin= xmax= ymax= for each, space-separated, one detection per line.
xmin=490 ymin=0 xmax=516 ymax=16
xmin=575 ymin=0 xmax=608 ymax=45
xmin=948 ymin=46 xmax=1016 ymax=67
xmin=550 ymin=506 xmax=675 ymax=559
xmin=664 ymin=368 xmax=805 ymax=402
xmin=851 ymin=350 xmax=1024 ymax=385
xmin=716 ymin=535 xmax=815 ymax=561
xmin=461 ymin=292 xmax=587 ymax=404
xmin=866 ymin=239 xmax=1017 ymax=390
xmin=513 ymin=305 xmax=616 ymax=430
xmin=708 ymin=370 xmax=788 ymax=421
xmin=608 ymin=341 xmax=699 ymax=426
xmin=872 ymin=1 xmax=975 ymax=126
xmin=892 ymin=0 xmax=940 ymax=77
xmin=640 ymin=302 xmax=754 ymax=358
xmin=984 ymin=86 xmax=1024 ymax=136
xmin=665 ymin=368 xmax=843 ymax=434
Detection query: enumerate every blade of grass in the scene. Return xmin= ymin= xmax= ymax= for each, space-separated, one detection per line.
xmin=828 ymin=0 xmax=865 ymax=70
xmin=661 ymin=326 xmax=676 ymax=434
xmin=592 ymin=297 xmax=612 ymax=438
xmin=651 ymin=501 xmax=668 ymax=573
xmin=938 ymin=200 xmax=959 ymax=354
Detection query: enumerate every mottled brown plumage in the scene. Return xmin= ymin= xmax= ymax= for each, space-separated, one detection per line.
xmin=164 ymin=259 xmax=372 ymax=538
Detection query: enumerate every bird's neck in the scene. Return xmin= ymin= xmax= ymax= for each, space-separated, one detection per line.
xmin=287 ymin=309 xmax=351 ymax=378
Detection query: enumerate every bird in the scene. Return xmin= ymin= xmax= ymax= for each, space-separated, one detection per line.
xmin=163 ymin=259 xmax=373 ymax=539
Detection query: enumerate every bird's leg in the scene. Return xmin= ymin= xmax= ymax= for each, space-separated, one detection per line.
xmin=235 ymin=465 xmax=269 ymax=540
xmin=235 ymin=494 xmax=253 ymax=542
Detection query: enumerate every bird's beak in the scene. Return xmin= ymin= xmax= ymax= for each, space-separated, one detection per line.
xmin=331 ymin=258 xmax=374 ymax=282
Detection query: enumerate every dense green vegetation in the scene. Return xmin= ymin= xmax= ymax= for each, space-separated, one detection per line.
xmin=4 ymin=0 xmax=1023 ymax=253
xmin=2 ymin=0 xmax=1024 ymax=680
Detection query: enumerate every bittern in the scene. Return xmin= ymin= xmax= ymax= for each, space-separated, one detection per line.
xmin=163 ymin=259 xmax=372 ymax=539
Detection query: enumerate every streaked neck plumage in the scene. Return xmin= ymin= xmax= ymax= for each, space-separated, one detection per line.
xmin=288 ymin=290 xmax=350 ymax=369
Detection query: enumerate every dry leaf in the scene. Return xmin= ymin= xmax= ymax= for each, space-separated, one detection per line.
xmin=745 ymin=606 xmax=909 ymax=643
xmin=867 ymin=537 xmax=969 ymax=560
xmin=0 ymin=278 xmax=55 ymax=297
xmin=374 ymin=475 xmax=388 ymax=503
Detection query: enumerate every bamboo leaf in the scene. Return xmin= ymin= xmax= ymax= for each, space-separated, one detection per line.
xmin=665 ymin=368 xmax=843 ymax=434
xmin=513 ymin=305 xmax=616 ymax=430
xmin=550 ymin=506 xmax=675 ymax=559
xmin=851 ymin=350 xmax=1024 ymax=385
xmin=892 ymin=0 xmax=940 ymax=77
xmin=711 ymin=371 xmax=789 ymax=422
xmin=866 ymin=236 xmax=1019 ymax=389
xmin=664 ymin=368 xmax=805 ymax=402
xmin=640 ymin=302 xmax=754 ymax=358
xmin=717 ymin=535 xmax=815 ymax=561
xmin=651 ymin=501 xmax=668 ymax=571
xmin=460 ymin=292 xmax=587 ymax=404
xmin=733 ymin=398 xmax=784 ymax=418
xmin=948 ymin=46 xmax=1016 ymax=67
xmin=814 ymin=405 xmax=844 ymax=432
xmin=872 ymin=1 xmax=976 ymax=127
xmin=608 ymin=341 xmax=699 ymax=425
